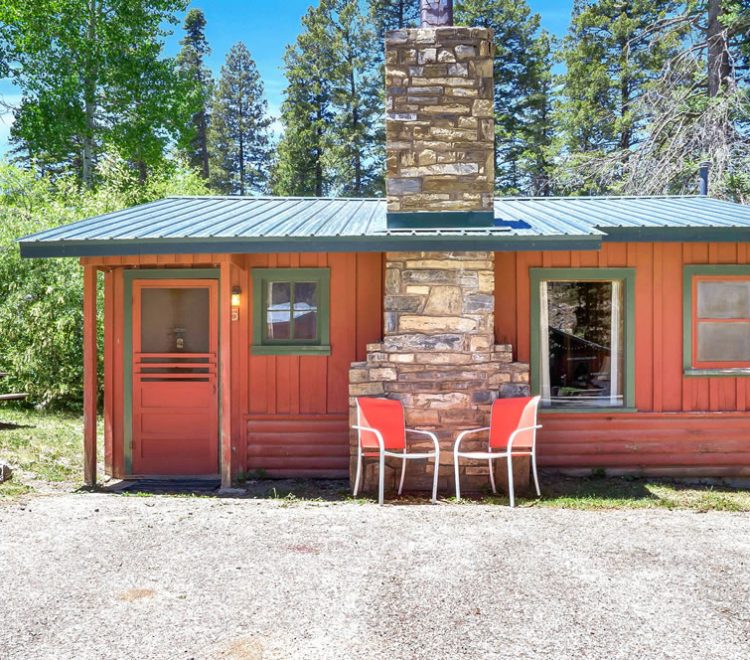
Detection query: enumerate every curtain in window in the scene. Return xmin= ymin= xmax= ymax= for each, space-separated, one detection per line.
xmin=610 ymin=280 xmax=621 ymax=406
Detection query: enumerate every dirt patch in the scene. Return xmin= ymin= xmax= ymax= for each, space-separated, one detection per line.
xmin=116 ymin=588 xmax=156 ymax=602
xmin=217 ymin=637 xmax=265 ymax=660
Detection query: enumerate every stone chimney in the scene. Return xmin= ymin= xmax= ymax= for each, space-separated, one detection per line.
xmin=385 ymin=8 xmax=495 ymax=222
xmin=349 ymin=2 xmax=530 ymax=496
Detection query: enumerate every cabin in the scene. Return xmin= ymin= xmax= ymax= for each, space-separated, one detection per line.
xmin=19 ymin=8 xmax=750 ymax=493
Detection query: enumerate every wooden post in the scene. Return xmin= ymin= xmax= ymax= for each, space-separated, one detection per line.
xmin=220 ymin=260 xmax=233 ymax=488
xmin=83 ymin=265 xmax=98 ymax=487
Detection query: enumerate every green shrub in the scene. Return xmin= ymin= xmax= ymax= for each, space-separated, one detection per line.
xmin=0 ymin=156 xmax=208 ymax=409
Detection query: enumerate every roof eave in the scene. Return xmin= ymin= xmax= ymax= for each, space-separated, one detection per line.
xmin=18 ymin=234 xmax=602 ymax=259
xmin=600 ymin=226 xmax=750 ymax=242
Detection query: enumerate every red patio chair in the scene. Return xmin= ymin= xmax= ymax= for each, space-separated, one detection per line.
xmin=453 ymin=395 xmax=542 ymax=507
xmin=352 ymin=397 xmax=440 ymax=505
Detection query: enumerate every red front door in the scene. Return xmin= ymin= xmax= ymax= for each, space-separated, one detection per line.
xmin=132 ymin=279 xmax=219 ymax=476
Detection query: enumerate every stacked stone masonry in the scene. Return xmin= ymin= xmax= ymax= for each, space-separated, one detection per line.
xmin=349 ymin=252 xmax=530 ymax=494
xmin=385 ymin=27 xmax=495 ymax=213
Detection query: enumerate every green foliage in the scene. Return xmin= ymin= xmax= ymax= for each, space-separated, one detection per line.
xmin=554 ymin=0 xmax=685 ymax=194
xmin=327 ymin=0 xmax=385 ymax=196
xmin=272 ymin=0 xmax=384 ymax=197
xmin=208 ymin=43 xmax=273 ymax=195
xmin=456 ymin=0 xmax=556 ymax=195
xmin=368 ymin=0 xmax=420 ymax=39
xmin=0 ymin=158 xmax=207 ymax=410
xmin=271 ymin=4 xmax=337 ymax=197
xmin=176 ymin=8 xmax=213 ymax=180
xmin=0 ymin=0 xmax=190 ymax=186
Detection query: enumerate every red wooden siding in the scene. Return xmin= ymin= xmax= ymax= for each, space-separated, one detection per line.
xmin=243 ymin=252 xmax=382 ymax=477
xmin=90 ymin=252 xmax=382 ymax=480
xmin=539 ymin=413 xmax=750 ymax=476
xmin=92 ymin=242 xmax=750 ymax=479
xmin=245 ymin=414 xmax=350 ymax=477
xmin=495 ymin=243 xmax=750 ymax=474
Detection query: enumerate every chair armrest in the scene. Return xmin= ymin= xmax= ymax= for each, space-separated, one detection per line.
xmin=453 ymin=427 xmax=490 ymax=454
xmin=352 ymin=424 xmax=385 ymax=451
xmin=405 ymin=428 xmax=440 ymax=454
xmin=507 ymin=424 xmax=543 ymax=451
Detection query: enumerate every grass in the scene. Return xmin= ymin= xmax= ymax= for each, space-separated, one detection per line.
xmin=477 ymin=474 xmax=750 ymax=512
xmin=0 ymin=407 xmax=100 ymax=499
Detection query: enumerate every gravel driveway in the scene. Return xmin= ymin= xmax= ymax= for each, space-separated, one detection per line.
xmin=1 ymin=490 xmax=749 ymax=660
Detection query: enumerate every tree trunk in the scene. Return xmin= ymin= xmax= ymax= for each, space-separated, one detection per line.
xmin=136 ymin=160 xmax=147 ymax=184
xmin=315 ymin=97 xmax=324 ymax=197
xmin=707 ymin=0 xmax=731 ymax=97
xmin=198 ymin=108 xmax=209 ymax=179
xmin=618 ymin=11 xmax=632 ymax=152
xmin=238 ymin=98 xmax=245 ymax=196
xmin=349 ymin=56 xmax=361 ymax=195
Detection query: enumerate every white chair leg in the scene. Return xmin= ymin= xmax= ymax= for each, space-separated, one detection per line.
xmin=431 ymin=451 xmax=439 ymax=504
xmin=531 ymin=450 xmax=541 ymax=497
xmin=353 ymin=445 xmax=363 ymax=497
xmin=398 ymin=450 xmax=407 ymax=496
xmin=454 ymin=450 xmax=461 ymax=501
xmin=507 ymin=454 xmax=515 ymax=508
xmin=378 ymin=451 xmax=385 ymax=505
xmin=488 ymin=454 xmax=497 ymax=494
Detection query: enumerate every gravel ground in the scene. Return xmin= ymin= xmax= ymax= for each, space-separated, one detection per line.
xmin=1 ymin=489 xmax=750 ymax=660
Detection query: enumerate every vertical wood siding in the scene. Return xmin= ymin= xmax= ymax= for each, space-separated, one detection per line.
xmin=243 ymin=253 xmax=382 ymax=477
xmin=94 ymin=252 xmax=383 ymax=480
xmin=496 ymin=243 xmax=750 ymax=473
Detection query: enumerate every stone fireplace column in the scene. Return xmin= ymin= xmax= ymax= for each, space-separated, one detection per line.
xmin=348 ymin=11 xmax=531 ymax=496
xmin=349 ymin=250 xmax=530 ymax=494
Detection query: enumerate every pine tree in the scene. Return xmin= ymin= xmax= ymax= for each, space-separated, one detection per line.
xmin=177 ymin=8 xmax=213 ymax=179
xmin=605 ymin=0 xmax=750 ymax=199
xmin=368 ymin=0 xmax=420 ymax=39
xmin=520 ymin=30 xmax=556 ymax=196
xmin=554 ymin=0 xmax=684 ymax=193
xmin=1 ymin=0 xmax=188 ymax=187
xmin=455 ymin=0 xmax=556 ymax=195
xmin=328 ymin=0 xmax=385 ymax=196
xmin=208 ymin=43 xmax=272 ymax=195
xmin=271 ymin=3 xmax=337 ymax=196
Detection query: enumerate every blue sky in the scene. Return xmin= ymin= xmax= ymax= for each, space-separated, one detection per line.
xmin=0 ymin=0 xmax=573 ymax=155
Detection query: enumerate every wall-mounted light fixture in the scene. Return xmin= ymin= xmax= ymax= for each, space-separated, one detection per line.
xmin=231 ymin=286 xmax=241 ymax=321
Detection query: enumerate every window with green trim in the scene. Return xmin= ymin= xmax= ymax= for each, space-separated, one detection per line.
xmin=683 ymin=266 xmax=750 ymax=375
xmin=530 ymin=268 xmax=636 ymax=410
xmin=252 ymin=268 xmax=331 ymax=355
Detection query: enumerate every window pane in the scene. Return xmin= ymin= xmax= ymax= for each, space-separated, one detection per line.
xmin=267 ymin=282 xmax=291 ymax=340
xmin=293 ymin=282 xmax=318 ymax=340
xmin=697 ymin=322 xmax=750 ymax=362
xmin=697 ymin=281 xmax=750 ymax=319
xmin=543 ymin=281 xmax=624 ymax=408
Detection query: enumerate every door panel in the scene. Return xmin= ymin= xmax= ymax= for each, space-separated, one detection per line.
xmin=132 ymin=280 xmax=219 ymax=476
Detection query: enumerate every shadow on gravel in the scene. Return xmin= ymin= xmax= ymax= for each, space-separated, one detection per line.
xmin=92 ymin=474 xmax=750 ymax=510
xmin=96 ymin=477 xmax=436 ymax=504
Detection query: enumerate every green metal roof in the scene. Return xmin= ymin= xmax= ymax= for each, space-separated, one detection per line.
xmin=19 ymin=194 xmax=750 ymax=258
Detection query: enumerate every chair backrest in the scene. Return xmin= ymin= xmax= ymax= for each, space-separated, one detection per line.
xmin=489 ymin=395 xmax=541 ymax=451
xmin=356 ymin=397 xmax=406 ymax=451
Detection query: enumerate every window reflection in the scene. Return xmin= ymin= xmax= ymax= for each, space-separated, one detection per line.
xmin=540 ymin=281 xmax=624 ymax=408
xmin=266 ymin=281 xmax=318 ymax=341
